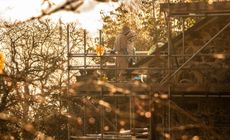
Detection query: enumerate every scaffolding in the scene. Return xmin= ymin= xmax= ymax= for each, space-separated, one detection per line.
xmin=66 ymin=0 xmax=230 ymax=140
xmin=66 ymin=27 xmax=154 ymax=139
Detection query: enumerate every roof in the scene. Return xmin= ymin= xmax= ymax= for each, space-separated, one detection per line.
xmin=160 ymin=1 xmax=230 ymax=16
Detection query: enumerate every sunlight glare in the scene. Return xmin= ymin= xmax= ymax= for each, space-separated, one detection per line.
xmin=0 ymin=0 xmax=42 ymax=21
xmin=208 ymin=0 xmax=213 ymax=5
xmin=76 ymin=1 xmax=119 ymax=34
xmin=49 ymin=0 xmax=119 ymax=35
xmin=0 ymin=0 xmax=119 ymax=35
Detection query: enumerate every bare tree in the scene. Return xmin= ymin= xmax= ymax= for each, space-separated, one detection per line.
xmin=0 ymin=19 xmax=85 ymax=139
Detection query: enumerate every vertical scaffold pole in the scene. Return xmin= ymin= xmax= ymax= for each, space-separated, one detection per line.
xmin=150 ymin=0 xmax=156 ymax=139
xmin=182 ymin=17 xmax=185 ymax=63
xmin=99 ymin=30 xmax=104 ymax=140
xmin=167 ymin=0 xmax=172 ymax=138
xmin=67 ymin=24 xmax=71 ymax=140
xmin=83 ymin=30 xmax=87 ymax=136
xmin=84 ymin=30 xmax=87 ymax=69
xmin=129 ymin=93 xmax=132 ymax=136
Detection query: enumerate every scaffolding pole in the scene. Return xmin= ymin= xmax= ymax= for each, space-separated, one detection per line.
xmin=66 ymin=2 xmax=230 ymax=139
xmin=160 ymin=21 xmax=230 ymax=86
xmin=67 ymin=24 xmax=71 ymax=140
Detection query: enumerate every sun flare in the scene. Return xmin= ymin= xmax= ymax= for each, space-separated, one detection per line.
xmin=0 ymin=0 xmax=119 ymax=34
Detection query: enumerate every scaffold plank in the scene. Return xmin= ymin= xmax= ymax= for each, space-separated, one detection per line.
xmin=160 ymin=1 xmax=230 ymax=16
xmin=73 ymin=82 xmax=230 ymax=95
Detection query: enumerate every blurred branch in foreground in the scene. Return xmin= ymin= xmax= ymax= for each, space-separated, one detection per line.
xmin=0 ymin=0 xmax=115 ymax=28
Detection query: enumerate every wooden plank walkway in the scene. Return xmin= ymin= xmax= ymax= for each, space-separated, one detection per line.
xmin=73 ymin=81 xmax=230 ymax=96
xmin=160 ymin=1 xmax=230 ymax=16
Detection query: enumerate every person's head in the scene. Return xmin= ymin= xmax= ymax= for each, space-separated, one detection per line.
xmin=121 ymin=25 xmax=130 ymax=35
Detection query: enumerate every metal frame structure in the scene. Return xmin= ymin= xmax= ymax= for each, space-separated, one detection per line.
xmin=66 ymin=0 xmax=230 ymax=139
xmin=160 ymin=0 xmax=230 ymax=139
xmin=66 ymin=28 xmax=153 ymax=139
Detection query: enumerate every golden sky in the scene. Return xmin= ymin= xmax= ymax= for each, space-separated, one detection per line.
xmin=0 ymin=0 xmax=119 ymax=34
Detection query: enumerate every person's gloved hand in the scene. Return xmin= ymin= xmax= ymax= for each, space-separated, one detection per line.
xmin=110 ymin=50 xmax=115 ymax=54
xmin=110 ymin=49 xmax=116 ymax=54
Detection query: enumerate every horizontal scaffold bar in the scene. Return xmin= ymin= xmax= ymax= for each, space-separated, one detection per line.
xmin=68 ymin=53 xmax=230 ymax=57
xmin=72 ymin=82 xmax=230 ymax=95
xmin=160 ymin=1 xmax=230 ymax=16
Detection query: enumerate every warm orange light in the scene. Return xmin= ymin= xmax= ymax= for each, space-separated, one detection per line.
xmin=119 ymin=120 xmax=126 ymax=126
xmin=192 ymin=136 xmax=200 ymax=140
xmin=0 ymin=52 xmax=5 ymax=73
xmin=104 ymin=126 xmax=109 ymax=131
xmin=213 ymin=53 xmax=225 ymax=60
xmin=208 ymin=0 xmax=213 ymax=5
xmin=145 ymin=112 xmax=151 ymax=118
xmin=88 ymin=117 xmax=96 ymax=124
xmin=95 ymin=44 xmax=105 ymax=56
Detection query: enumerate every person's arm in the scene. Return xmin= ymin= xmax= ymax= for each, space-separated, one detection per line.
xmin=113 ymin=35 xmax=120 ymax=52
xmin=120 ymin=35 xmax=128 ymax=54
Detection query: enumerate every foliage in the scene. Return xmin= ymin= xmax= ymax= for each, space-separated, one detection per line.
xmin=101 ymin=0 xmax=168 ymax=52
xmin=0 ymin=1 xmax=227 ymax=139
xmin=0 ymin=19 xmax=86 ymax=139
xmin=100 ymin=0 xmax=202 ymax=54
